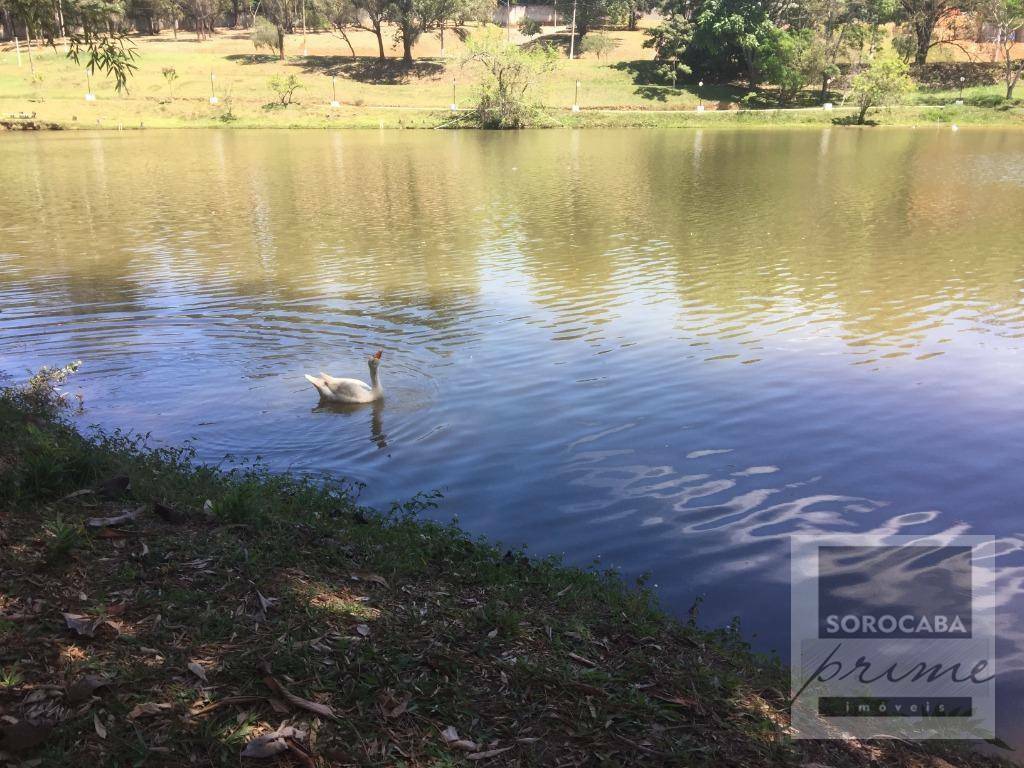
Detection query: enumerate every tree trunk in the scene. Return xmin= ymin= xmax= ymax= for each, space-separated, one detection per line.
xmin=742 ymin=45 xmax=758 ymax=89
xmin=24 ymin=23 xmax=33 ymax=75
xmin=277 ymin=26 xmax=285 ymax=59
xmin=628 ymin=8 xmax=637 ymax=30
xmin=375 ymin=25 xmax=385 ymax=58
xmin=230 ymin=0 xmax=240 ymax=28
xmin=402 ymin=31 xmax=413 ymax=63
xmin=913 ymin=19 xmax=933 ymax=65
xmin=173 ymin=17 xmax=178 ymax=38
xmin=858 ymin=104 xmax=869 ymax=123
xmin=821 ymin=72 xmax=829 ymax=101
xmin=1007 ymin=59 xmax=1022 ymax=99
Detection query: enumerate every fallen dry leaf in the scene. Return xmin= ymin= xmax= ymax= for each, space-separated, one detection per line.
xmin=58 ymin=488 xmax=95 ymax=502
xmin=241 ymin=725 xmax=306 ymax=758
xmin=127 ymin=702 xmax=172 ymax=719
xmin=567 ymin=652 xmax=597 ymax=668
xmin=385 ymin=696 xmax=410 ymax=719
xmin=93 ymin=713 xmax=107 ymax=740
xmin=255 ymin=590 xmax=277 ymax=617
xmin=86 ymin=506 xmax=142 ymax=529
xmin=189 ymin=695 xmax=266 ymax=717
xmin=62 ymin=613 xmax=103 ymax=638
xmin=262 ymin=676 xmax=335 ymax=719
xmin=187 ymin=661 xmax=208 ymax=683
xmin=66 ymin=674 xmax=112 ymax=704
xmin=441 ymin=726 xmax=479 ymax=752
xmin=648 ymin=691 xmax=698 ymax=708
xmin=350 ymin=572 xmax=389 ymax=588
xmin=468 ymin=746 xmax=513 ymax=760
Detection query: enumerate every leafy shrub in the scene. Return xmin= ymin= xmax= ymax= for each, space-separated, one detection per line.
xmin=20 ymin=361 xmax=81 ymax=418
xmin=161 ymin=66 xmax=178 ymax=100
xmin=740 ymin=92 xmax=761 ymax=108
xmin=892 ymin=34 xmax=918 ymax=63
xmin=268 ymin=74 xmax=303 ymax=107
xmin=0 ymin=666 xmax=24 ymax=689
xmin=851 ymin=56 xmax=914 ymax=124
xmin=643 ymin=16 xmax=693 ymax=85
xmin=462 ymin=28 xmax=558 ymax=129
xmin=518 ymin=17 xmax=543 ymax=36
xmin=580 ymin=33 xmax=618 ymax=61
xmin=251 ymin=16 xmax=283 ymax=58
xmin=763 ymin=28 xmax=825 ymax=104
xmin=42 ymin=514 xmax=84 ymax=561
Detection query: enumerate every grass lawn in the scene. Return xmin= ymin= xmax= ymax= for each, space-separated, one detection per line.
xmin=2 ymin=25 xmax=1022 ymax=129
xmin=0 ymin=367 xmax=1017 ymax=765
xmin=0 ymin=26 xmax=708 ymax=128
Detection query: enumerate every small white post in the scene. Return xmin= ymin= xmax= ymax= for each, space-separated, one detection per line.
xmin=330 ymin=76 xmax=340 ymax=108
xmin=209 ymin=72 xmax=218 ymax=104
xmin=572 ymin=79 xmax=580 ymax=112
xmin=14 ymin=36 xmax=21 ymax=67
xmin=450 ymin=78 xmax=457 ymax=111
xmin=84 ymin=68 xmax=95 ymax=100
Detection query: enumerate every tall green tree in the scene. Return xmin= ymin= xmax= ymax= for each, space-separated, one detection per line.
xmin=326 ymin=0 xmax=392 ymax=58
xmin=799 ymin=0 xmax=858 ymax=96
xmin=689 ymin=0 xmax=779 ymax=86
xmin=389 ymin=0 xmax=490 ymax=63
xmin=176 ymin=0 xmax=223 ymax=39
xmin=980 ymin=0 xmax=1024 ymax=98
xmin=897 ymin=0 xmax=975 ymax=64
xmin=255 ymin=0 xmax=302 ymax=57
xmin=643 ymin=12 xmax=692 ymax=83
xmin=763 ymin=27 xmax=826 ymax=103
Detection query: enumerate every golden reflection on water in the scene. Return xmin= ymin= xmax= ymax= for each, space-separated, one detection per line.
xmin=4 ymin=129 xmax=1023 ymax=363
xmin=4 ymin=131 xmax=1024 ymax=726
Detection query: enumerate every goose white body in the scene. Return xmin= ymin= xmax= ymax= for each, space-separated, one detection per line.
xmin=305 ymin=354 xmax=383 ymax=404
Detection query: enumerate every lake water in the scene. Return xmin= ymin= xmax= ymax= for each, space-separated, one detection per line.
xmin=3 ymin=128 xmax=1024 ymax=744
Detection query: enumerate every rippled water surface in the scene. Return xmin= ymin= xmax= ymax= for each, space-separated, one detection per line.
xmin=3 ymin=128 xmax=1024 ymax=739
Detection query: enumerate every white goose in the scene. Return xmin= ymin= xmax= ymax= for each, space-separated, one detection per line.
xmin=305 ymin=351 xmax=384 ymax=404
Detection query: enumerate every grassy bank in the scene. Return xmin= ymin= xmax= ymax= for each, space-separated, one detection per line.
xmin=5 ymin=103 xmax=1024 ymax=130
xmin=2 ymin=28 xmax=1023 ymax=130
xmin=0 ymin=371 xmax=1013 ymax=766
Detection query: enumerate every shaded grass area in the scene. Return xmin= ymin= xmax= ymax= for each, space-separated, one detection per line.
xmin=0 ymin=375 xmax=1015 ymax=766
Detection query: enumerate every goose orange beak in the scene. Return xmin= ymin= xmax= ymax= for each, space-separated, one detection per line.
xmin=374 ymin=350 xmax=383 ymax=359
